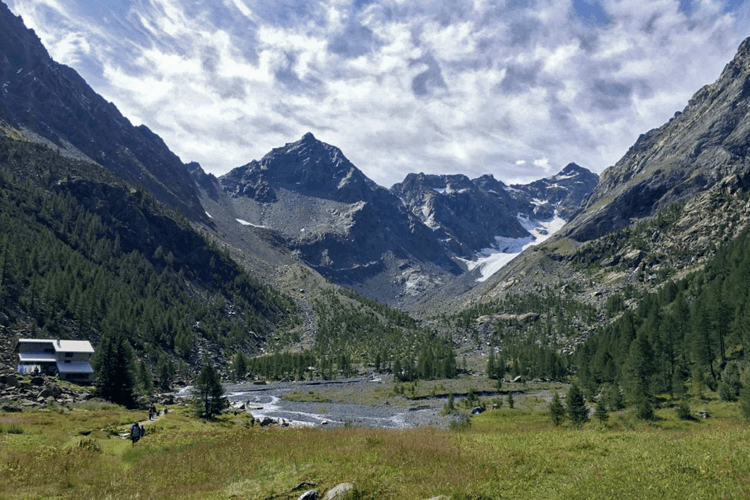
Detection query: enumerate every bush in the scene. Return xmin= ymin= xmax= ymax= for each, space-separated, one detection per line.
xmin=6 ymin=424 xmax=24 ymax=434
xmin=449 ymin=417 xmax=472 ymax=431
xmin=636 ymin=399 xmax=654 ymax=421
xmin=675 ymin=402 xmax=693 ymax=421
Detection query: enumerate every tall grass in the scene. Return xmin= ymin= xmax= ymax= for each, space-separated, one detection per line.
xmin=1 ymin=398 xmax=749 ymax=499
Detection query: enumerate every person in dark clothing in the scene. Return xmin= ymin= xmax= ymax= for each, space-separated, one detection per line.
xmin=130 ymin=422 xmax=140 ymax=445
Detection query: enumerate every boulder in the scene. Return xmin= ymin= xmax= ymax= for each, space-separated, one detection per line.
xmin=30 ymin=377 xmax=45 ymax=386
xmin=259 ymin=417 xmax=276 ymax=427
xmin=0 ymin=374 xmax=19 ymax=387
xmin=471 ymin=406 xmax=485 ymax=415
xmin=37 ymin=388 xmax=54 ymax=399
xmin=325 ymin=483 xmax=356 ymax=499
xmin=298 ymin=490 xmax=319 ymax=500
xmin=2 ymin=404 xmax=21 ymax=412
xmin=0 ymin=311 xmax=9 ymax=326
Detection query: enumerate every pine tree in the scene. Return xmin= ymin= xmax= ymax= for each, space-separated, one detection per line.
xmin=232 ymin=352 xmax=248 ymax=381
xmin=566 ymin=383 xmax=589 ymax=428
xmin=94 ymin=331 xmax=137 ymax=408
xmin=594 ymin=400 xmax=609 ymax=424
xmin=549 ymin=392 xmax=565 ymax=426
xmin=192 ymin=357 xmax=225 ymax=419
xmin=157 ymin=356 xmax=174 ymax=391
xmin=487 ymin=349 xmax=498 ymax=379
xmin=739 ymin=372 xmax=750 ymax=422
xmin=137 ymin=359 xmax=154 ymax=395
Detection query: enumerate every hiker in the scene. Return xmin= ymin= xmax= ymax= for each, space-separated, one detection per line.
xmin=139 ymin=424 xmax=145 ymax=439
xmin=130 ymin=422 xmax=140 ymax=445
xmin=148 ymin=407 xmax=153 ymax=420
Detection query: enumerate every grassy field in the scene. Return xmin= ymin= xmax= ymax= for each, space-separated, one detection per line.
xmin=1 ymin=391 xmax=749 ymax=499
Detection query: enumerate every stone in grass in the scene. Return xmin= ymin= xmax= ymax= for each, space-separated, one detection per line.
xmin=326 ymin=483 xmax=356 ymax=499
xmin=298 ymin=490 xmax=319 ymax=500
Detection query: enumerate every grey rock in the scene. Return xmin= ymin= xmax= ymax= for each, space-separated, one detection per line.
xmin=2 ymin=404 xmax=21 ymax=412
xmin=259 ymin=417 xmax=276 ymax=427
xmin=325 ymin=483 xmax=356 ymax=499
xmin=0 ymin=312 xmax=9 ymax=326
xmin=37 ymin=388 xmax=53 ymax=399
xmin=30 ymin=377 xmax=44 ymax=386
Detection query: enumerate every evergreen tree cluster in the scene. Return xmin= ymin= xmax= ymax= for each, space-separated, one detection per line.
xmin=232 ymin=350 xmax=317 ymax=381
xmin=576 ymin=227 xmax=750 ymax=408
xmin=312 ymin=289 xmax=457 ymax=381
xmin=450 ymin=289 xmax=583 ymax=381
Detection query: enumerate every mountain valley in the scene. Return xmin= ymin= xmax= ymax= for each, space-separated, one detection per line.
xmin=2 ymin=0 xmax=750 ymax=424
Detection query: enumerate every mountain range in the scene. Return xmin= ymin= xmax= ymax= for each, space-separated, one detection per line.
xmin=3 ymin=0 xmax=750 ymax=375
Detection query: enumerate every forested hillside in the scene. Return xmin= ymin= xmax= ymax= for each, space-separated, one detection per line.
xmin=0 ymin=135 xmax=298 ymax=376
xmin=575 ymin=220 xmax=750 ymax=408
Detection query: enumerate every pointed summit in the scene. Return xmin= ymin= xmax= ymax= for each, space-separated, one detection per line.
xmin=221 ymin=133 xmax=381 ymax=204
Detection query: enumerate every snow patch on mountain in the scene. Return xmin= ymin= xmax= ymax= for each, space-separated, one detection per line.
xmin=236 ymin=219 xmax=267 ymax=228
xmin=461 ymin=213 xmax=566 ymax=282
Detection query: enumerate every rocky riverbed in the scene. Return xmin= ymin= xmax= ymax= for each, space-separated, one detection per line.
xmin=224 ymin=378 xmax=450 ymax=429
xmin=181 ymin=375 xmax=559 ymax=429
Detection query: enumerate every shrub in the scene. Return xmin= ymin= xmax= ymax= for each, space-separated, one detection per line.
xmin=449 ymin=417 xmax=472 ymax=431
xmin=675 ymin=403 xmax=693 ymax=421
xmin=6 ymin=424 xmax=24 ymax=434
xmin=549 ymin=393 xmax=565 ymax=426
xmin=636 ymin=399 xmax=655 ymax=421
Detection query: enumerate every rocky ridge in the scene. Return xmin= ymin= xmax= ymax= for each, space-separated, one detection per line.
xmin=0 ymin=2 xmax=205 ymax=221
xmin=564 ymin=36 xmax=750 ymax=242
xmin=192 ymin=133 xmax=597 ymax=306
xmin=392 ymin=163 xmax=598 ymax=258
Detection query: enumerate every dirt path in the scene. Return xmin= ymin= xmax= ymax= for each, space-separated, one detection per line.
xmin=120 ymin=408 xmax=168 ymax=440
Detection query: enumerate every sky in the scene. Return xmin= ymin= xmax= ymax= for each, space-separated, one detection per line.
xmin=7 ymin=0 xmax=750 ymax=187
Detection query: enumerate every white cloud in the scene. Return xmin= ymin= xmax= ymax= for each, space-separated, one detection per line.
xmin=5 ymin=0 xmax=750 ymax=188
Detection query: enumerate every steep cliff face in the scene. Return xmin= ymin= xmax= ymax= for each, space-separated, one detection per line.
xmin=392 ymin=164 xmax=598 ymax=258
xmin=392 ymin=173 xmax=528 ymax=257
xmin=564 ymin=36 xmax=750 ymax=242
xmin=0 ymin=2 xmax=205 ymax=221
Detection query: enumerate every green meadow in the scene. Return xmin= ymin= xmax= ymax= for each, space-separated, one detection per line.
xmin=1 ymin=392 xmax=749 ymax=500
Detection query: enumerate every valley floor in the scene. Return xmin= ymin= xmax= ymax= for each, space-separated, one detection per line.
xmin=2 ymin=378 xmax=750 ymax=499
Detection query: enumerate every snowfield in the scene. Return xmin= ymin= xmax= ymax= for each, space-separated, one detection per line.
xmin=460 ymin=213 xmax=566 ymax=282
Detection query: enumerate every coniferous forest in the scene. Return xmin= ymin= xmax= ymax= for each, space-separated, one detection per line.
xmin=0 ymin=137 xmax=297 ymax=376
xmin=575 ymin=225 xmax=750 ymax=412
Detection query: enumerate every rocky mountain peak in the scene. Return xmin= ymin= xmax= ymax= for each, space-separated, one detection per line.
xmin=221 ymin=133 xmax=380 ymax=204
xmin=509 ymin=163 xmax=599 ymax=220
